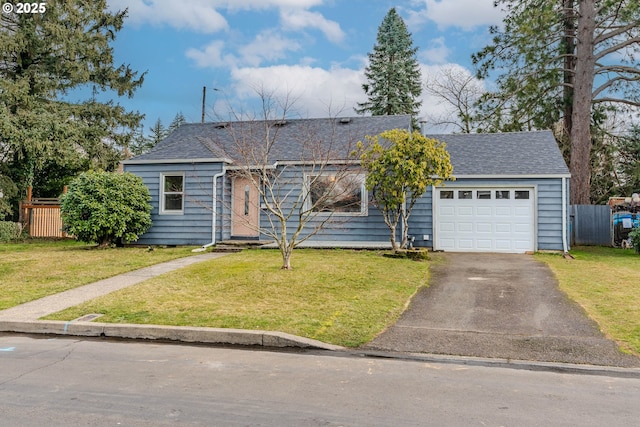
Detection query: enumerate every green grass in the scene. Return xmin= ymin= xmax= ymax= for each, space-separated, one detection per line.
xmin=0 ymin=239 xmax=197 ymax=310
xmin=45 ymin=249 xmax=428 ymax=347
xmin=536 ymin=246 xmax=640 ymax=355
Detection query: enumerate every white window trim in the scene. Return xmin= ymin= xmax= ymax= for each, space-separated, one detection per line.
xmin=160 ymin=172 xmax=185 ymax=215
xmin=304 ymin=173 xmax=368 ymax=217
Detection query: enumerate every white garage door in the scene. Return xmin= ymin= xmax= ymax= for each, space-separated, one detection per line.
xmin=435 ymin=188 xmax=535 ymax=253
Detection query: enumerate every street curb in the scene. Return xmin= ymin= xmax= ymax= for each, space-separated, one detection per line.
xmin=2 ymin=321 xmax=639 ymax=378
xmin=353 ymin=350 xmax=640 ymax=379
xmin=0 ymin=320 xmax=344 ymax=351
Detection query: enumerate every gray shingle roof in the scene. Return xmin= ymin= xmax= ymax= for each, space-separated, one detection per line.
xmin=125 ymin=116 xmax=569 ymax=177
xmin=425 ymin=130 xmax=570 ymax=176
xmin=126 ymin=115 xmax=412 ymax=164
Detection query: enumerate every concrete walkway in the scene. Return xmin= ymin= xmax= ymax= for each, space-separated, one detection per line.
xmin=0 ymin=252 xmax=342 ymax=351
xmin=0 ymin=253 xmax=227 ymax=321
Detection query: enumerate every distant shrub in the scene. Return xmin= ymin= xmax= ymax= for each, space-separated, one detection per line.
xmin=0 ymin=221 xmax=22 ymax=242
xmin=629 ymin=228 xmax=640 ymax=254
xmin=61 ymin=171 xmax=152 ymax=248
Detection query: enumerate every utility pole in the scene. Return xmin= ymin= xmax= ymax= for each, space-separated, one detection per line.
xmin=201 ymin=86 xmax=206 ymax=124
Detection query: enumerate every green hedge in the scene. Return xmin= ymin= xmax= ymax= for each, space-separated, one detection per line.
xmin=0 ymin=221 xmax=22 ymax=242
xmin=629 ymin=228 xmax=640 ymax=254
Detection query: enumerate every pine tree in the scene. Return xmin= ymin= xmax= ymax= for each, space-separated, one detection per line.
xmin=168 ymin=112 xmax=186 ymax=134
xmin=0 ymin=0 xmax=144 ymax=202
xmin=129 ymin=126 xmax=152 ymax=157
xmin=473 ymin=0 xmax=640 ymax=204
xmin=149 ymin=119 xmax=168 ymax=146
xmin=355 ymin=8 xmax=422 ymax=128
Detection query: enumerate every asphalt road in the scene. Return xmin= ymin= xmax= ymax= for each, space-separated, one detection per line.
xmin=364 ymin=253 xmax=640 ymax=367
xmin=1 ymin=335 xmax=639 ymax=426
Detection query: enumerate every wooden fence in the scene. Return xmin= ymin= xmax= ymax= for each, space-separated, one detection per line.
xmin=20 ymin=187 xmax=67 ymax=238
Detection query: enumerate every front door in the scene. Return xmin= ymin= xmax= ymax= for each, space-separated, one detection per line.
xmin=232 ymin=176 xmax=260 ymax=238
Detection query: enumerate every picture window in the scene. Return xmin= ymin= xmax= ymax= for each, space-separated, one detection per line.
xmin=308 ymin=174 xmax=366 ymax=215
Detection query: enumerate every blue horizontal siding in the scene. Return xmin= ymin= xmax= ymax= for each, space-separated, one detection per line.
xmin=124 ymin=163 xmax=224 ymax=246
xmin=126 ymin=161 xmax=568 ymax=251
xmin=257 ymin=166 xmax=391 ymax=243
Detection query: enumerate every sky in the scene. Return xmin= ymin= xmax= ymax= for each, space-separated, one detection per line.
xmin=84 ymin=0 xmax=507 ymax=134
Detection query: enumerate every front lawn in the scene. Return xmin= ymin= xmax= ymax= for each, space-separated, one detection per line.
xmin=536 ymin=246 xmax=640 ymax=355
xmin=45 ymin=249 xmax=428 ymax=347
xmin=0 ymin=239 xmax=197 ymax=310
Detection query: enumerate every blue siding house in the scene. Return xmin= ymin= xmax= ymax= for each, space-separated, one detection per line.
xmin=122 ymin=115 xmax=570 ymax=253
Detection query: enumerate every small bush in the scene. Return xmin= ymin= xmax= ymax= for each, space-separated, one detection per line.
xmin=629 ymin=228 xmax=640 ymax=254
xmin=0 ymin=221 xmax=22 ymax=242
xmin=61 ymin=171 xmax=152 ymax=248
xmin=382 ymin=248 xmax=430 ymax=261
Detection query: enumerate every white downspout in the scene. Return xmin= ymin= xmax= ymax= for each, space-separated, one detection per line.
xmin=192 ymin=166 xmax=226 ymax=252
xmin=561 ymin=176 xmax=569 ymax=253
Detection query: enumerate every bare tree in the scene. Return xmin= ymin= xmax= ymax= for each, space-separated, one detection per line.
xmin=423 ymin=66 xmax=486 ymax=133
xmin=202 ymin=90 xmax=365 ymax=269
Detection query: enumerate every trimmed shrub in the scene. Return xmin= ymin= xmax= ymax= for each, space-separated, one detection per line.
xmin=382 ymin=248 xmax=430 ymax=261
xmin=61 ymin=171 xmax=152 ymax=248
xmin=629 ymin=227 xmax=640 ymax=254
xmin=0 ymin=221 xmax=22 ymax=242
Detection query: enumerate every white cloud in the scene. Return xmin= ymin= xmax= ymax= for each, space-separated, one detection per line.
xmin=407 ymin=0 xmax=504 ymax=31
xmin=223 ymin=61 xmax=487 ymax=132
xmin=108 ymin=0 xmax=228 ymax=33
xmin=108 ymin=0 xmax=331 ymax=34
xmin=185 ymin=41 xmax=229 ymax=68
xmin=420 ymin=37 xmax=451 ymax=64
xmin=186 ymin=32 xmax=302 ymax=69
xmin=229 ymin=65 xmax=366 ymax=117
xmin=222 ymin=0 xmax=324 ymax=11
xmin=280 ymin=9 xmax=345 ymax=44
xmin=239 ymin=31 xmax=302 ymax=67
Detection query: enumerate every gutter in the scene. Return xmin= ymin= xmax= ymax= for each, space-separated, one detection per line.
xmin=193 ymin=166 xmax=226 ymax=252
xmin=562 ymin=176 xmax=569 ymax=253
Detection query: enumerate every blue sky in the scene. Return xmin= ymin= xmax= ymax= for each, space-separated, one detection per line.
xmin=86 ymin=0 xmax=506 ymax=134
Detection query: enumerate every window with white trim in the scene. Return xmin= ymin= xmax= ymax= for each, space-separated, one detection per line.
xmin=161 ymin=173 xmax=184 ymax=214
xmin=307 ymin=173 xmax=366 ymax=215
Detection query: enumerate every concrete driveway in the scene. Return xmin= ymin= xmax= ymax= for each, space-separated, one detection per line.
xmin=363 ymin=253 xmax=640 ymax=367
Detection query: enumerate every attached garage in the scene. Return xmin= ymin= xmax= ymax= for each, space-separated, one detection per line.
xmin=409 ymin=130 xmax=571 ymax=253
xmin=434 ymin=187 xmax=535 ymax=253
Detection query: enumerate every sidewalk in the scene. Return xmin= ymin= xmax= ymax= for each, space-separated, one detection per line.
xmin=0 ymin=252 xmax=342 ymax=351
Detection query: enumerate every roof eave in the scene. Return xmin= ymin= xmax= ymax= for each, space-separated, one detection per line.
xmin=121 ymin=157 xmax=234 ymax=165
xmin=449 ymin=173 xmax=571 ymax=179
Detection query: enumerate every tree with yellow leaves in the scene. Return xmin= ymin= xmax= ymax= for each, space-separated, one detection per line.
xmin=357 ymin=129 xmax=454 ymax=250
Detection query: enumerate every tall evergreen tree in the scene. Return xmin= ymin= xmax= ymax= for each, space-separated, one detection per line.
xmin=473 ymin=0 xmax=640 ymax=204
xmin=149 ymin=118 xmax=168 ymax=146
xmin=129 ymin=125 xmax=151 ymax=157
xmin=168 ymin=112 xmax=187 ymax=133
xmin=0 ymin=0 xmax=144 ymax=205
xmin=355 ymin=8 xmax=422 ymax=128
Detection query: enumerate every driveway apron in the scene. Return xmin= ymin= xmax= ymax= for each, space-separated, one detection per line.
xmin=363 ymin=253 xmax=640 ymax=367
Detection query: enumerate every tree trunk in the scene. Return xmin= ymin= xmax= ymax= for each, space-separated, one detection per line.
xmin=563 ymin=0 xmax=575 ymax=150
xmin=281 ymin=243 xmax=293 ymax=270
xmin=389 ymin=224 xmax=399 ymax=251
xmin=570 ymin=0 xmax=596 ymax=204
